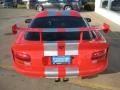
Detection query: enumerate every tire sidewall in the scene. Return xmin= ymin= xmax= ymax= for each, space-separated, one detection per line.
xmin=64 ymin=5 xmax=73 ymax=10
xmin=36 ymin=5 xmax=44 ymax=11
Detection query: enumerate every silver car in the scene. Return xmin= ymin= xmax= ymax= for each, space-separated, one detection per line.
xmin=35 ymin=0 xmax=87 ymax=11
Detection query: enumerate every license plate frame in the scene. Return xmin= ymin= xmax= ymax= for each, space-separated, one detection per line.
xmin=52 ymin=56 xmax=71 ymax=64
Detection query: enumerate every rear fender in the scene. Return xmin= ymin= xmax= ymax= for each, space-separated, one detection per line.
xmin=79 ymin=43 xmax=109 ymax=50
xmin=11 ymin=43 xmax=44 ymax=66
xmin=78 ymin=42 xmax=109 ymax=68
xmin=78 ymin=42 xmax=109 ymax=59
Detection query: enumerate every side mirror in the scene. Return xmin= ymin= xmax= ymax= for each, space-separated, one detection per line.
xmin=25 ymin=19 xmax=32 ymax=23
xmin=102 ymin=23 xmax=110 ymax=33
xmin=12 ymin=24 xmax=17 ymax=34
xmin=86 ymin=18 xmax=91 ymax=22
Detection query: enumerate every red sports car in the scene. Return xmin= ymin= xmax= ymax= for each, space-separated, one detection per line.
xmin=11 ymin=10 xmax=110 ymax=80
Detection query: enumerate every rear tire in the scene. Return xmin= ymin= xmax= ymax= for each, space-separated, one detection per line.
xmin=36 ymin=5 xmax=44 ymax=11
xmin=63 ymin=5 xmax=73 ymax=10
xmin=84 ymin=4 xmax=95 ymax=11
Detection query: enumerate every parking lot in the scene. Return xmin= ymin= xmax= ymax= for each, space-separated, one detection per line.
xmin=0 ymin=5 xmax=120 ymax=90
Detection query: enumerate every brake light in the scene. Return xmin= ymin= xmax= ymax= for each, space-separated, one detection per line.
xmin=15 ymin=52 xmax=31 ymax=65
xmin=91 ymin=50 xmax=106 ymax=63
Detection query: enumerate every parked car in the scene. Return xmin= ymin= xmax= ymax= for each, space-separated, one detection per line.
xmin=2 ymin=0 xmax=17 ymax=8
xmin=111 ymin=0 xmax=120 ymax=11
xmin=102 ymin=0 xmax=120 ymax=11
xmin=0 ymin=0 xmax=3 ymax=4
xmin=34 ymin=0 xmax=88 ymax=11
xmin=102 ymin=0 xmax=108 ymax=8
xmin=11 ymin=10 xmax=110 ymax=80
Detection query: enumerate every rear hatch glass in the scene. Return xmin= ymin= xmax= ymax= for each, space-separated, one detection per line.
xmin=24 ymin=31 xmax=91 ymax=41
xmin=25 ymin=16 xmax=91 ymax=41
xmin=29 ymin=16 xmax=86 ymax=28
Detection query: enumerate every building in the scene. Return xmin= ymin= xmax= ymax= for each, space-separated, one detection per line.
xmin=95 ymin=0 xmax=120 ymax=25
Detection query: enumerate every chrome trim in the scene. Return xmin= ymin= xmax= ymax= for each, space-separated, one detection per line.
xmin=66 ymin=67 xmax=79 ymax=76
xmin=45 ymin=68 xmax=58 ymax=78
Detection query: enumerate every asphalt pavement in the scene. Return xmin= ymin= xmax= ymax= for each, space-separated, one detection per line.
xmin=0 ymin=6 xmax=120 ymax=90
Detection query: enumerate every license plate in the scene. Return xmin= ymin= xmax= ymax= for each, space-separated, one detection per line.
xmin=52 ymin=56 xmax=71 ymax=64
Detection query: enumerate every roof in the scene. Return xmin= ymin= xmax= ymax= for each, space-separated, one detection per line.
xmin=33 ymin=10 xmax=81 ymax=19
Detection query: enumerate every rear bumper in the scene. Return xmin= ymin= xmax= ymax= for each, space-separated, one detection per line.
xmin=13 ymin=60 xmax=108 ymax=78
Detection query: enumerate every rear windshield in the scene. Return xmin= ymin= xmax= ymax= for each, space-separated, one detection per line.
xmin=42 ymin=32 xmax=80 ymax=41
xmin=25 ymin=31 xmax=91 ymax=41
xmin=30 ymin=16 xmax=86 ymax=28
xmin=25 ymin=16 xmax=91 ymax=41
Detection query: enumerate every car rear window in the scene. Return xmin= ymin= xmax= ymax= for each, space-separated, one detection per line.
xmin=42 ymin=32 xmax=80 ymax=41
xmin=25 ymin=31 xmax=91 ymax=41
xmin=29 ymin=16 xmax=86 ymax=28
xmin=25 ymin=16 xmax=92 ymax=41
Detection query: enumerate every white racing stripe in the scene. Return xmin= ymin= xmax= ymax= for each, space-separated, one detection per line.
xmin=62 ymin=10 xmax=70 ymax=16
xmin=44 ymin=42 xmax=79 ymax=56
xmin=43 ymin=27 xmax=80 ymax=56
xmin=44 ymin=42 xmax=58 ymax=56
xmin=64 ymin=28 xmax=79 ymax=56
xmin=43 ymin=28 xmax=58 ymax=56
xmin=45 ymin=67 xmax=58 ymax=78
xmin=65 ymin=28 xmax=80 ymax=32
xmin=65 ymin=41 xmax=79 ymax=55
xmin=45 ymin=67 xmax=79 ymax=78
xmin=42 ymin=28 xmax=57 ymax=32
xmin=44 ymin=41 xmax=79 ymax=56
xmin=48 ymin=10 xmax=57 ymax=16
xmin=66 ymin=67 xmax=79 ymax=76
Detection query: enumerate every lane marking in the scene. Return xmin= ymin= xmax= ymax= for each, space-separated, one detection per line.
xmin=69 ymin=79 xmax=120 ymax=90
xmin=0 ymin=64 xmax=13 ymax=71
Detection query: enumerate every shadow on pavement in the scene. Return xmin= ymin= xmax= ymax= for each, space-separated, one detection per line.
xmin=102 ymin=31 xmax=120 ymax=74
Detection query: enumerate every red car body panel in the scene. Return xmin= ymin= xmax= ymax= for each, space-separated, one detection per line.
xmin=33 ymin=10 xmax=81 ymax=19
xmin=11 ymin=10 xmax=110 ymax=78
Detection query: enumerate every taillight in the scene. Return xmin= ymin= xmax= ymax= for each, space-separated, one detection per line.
xmin=15 ymin=52 xmax=31 ymax=65
xmin=91 ymin=50 xmax=106 ymax=63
